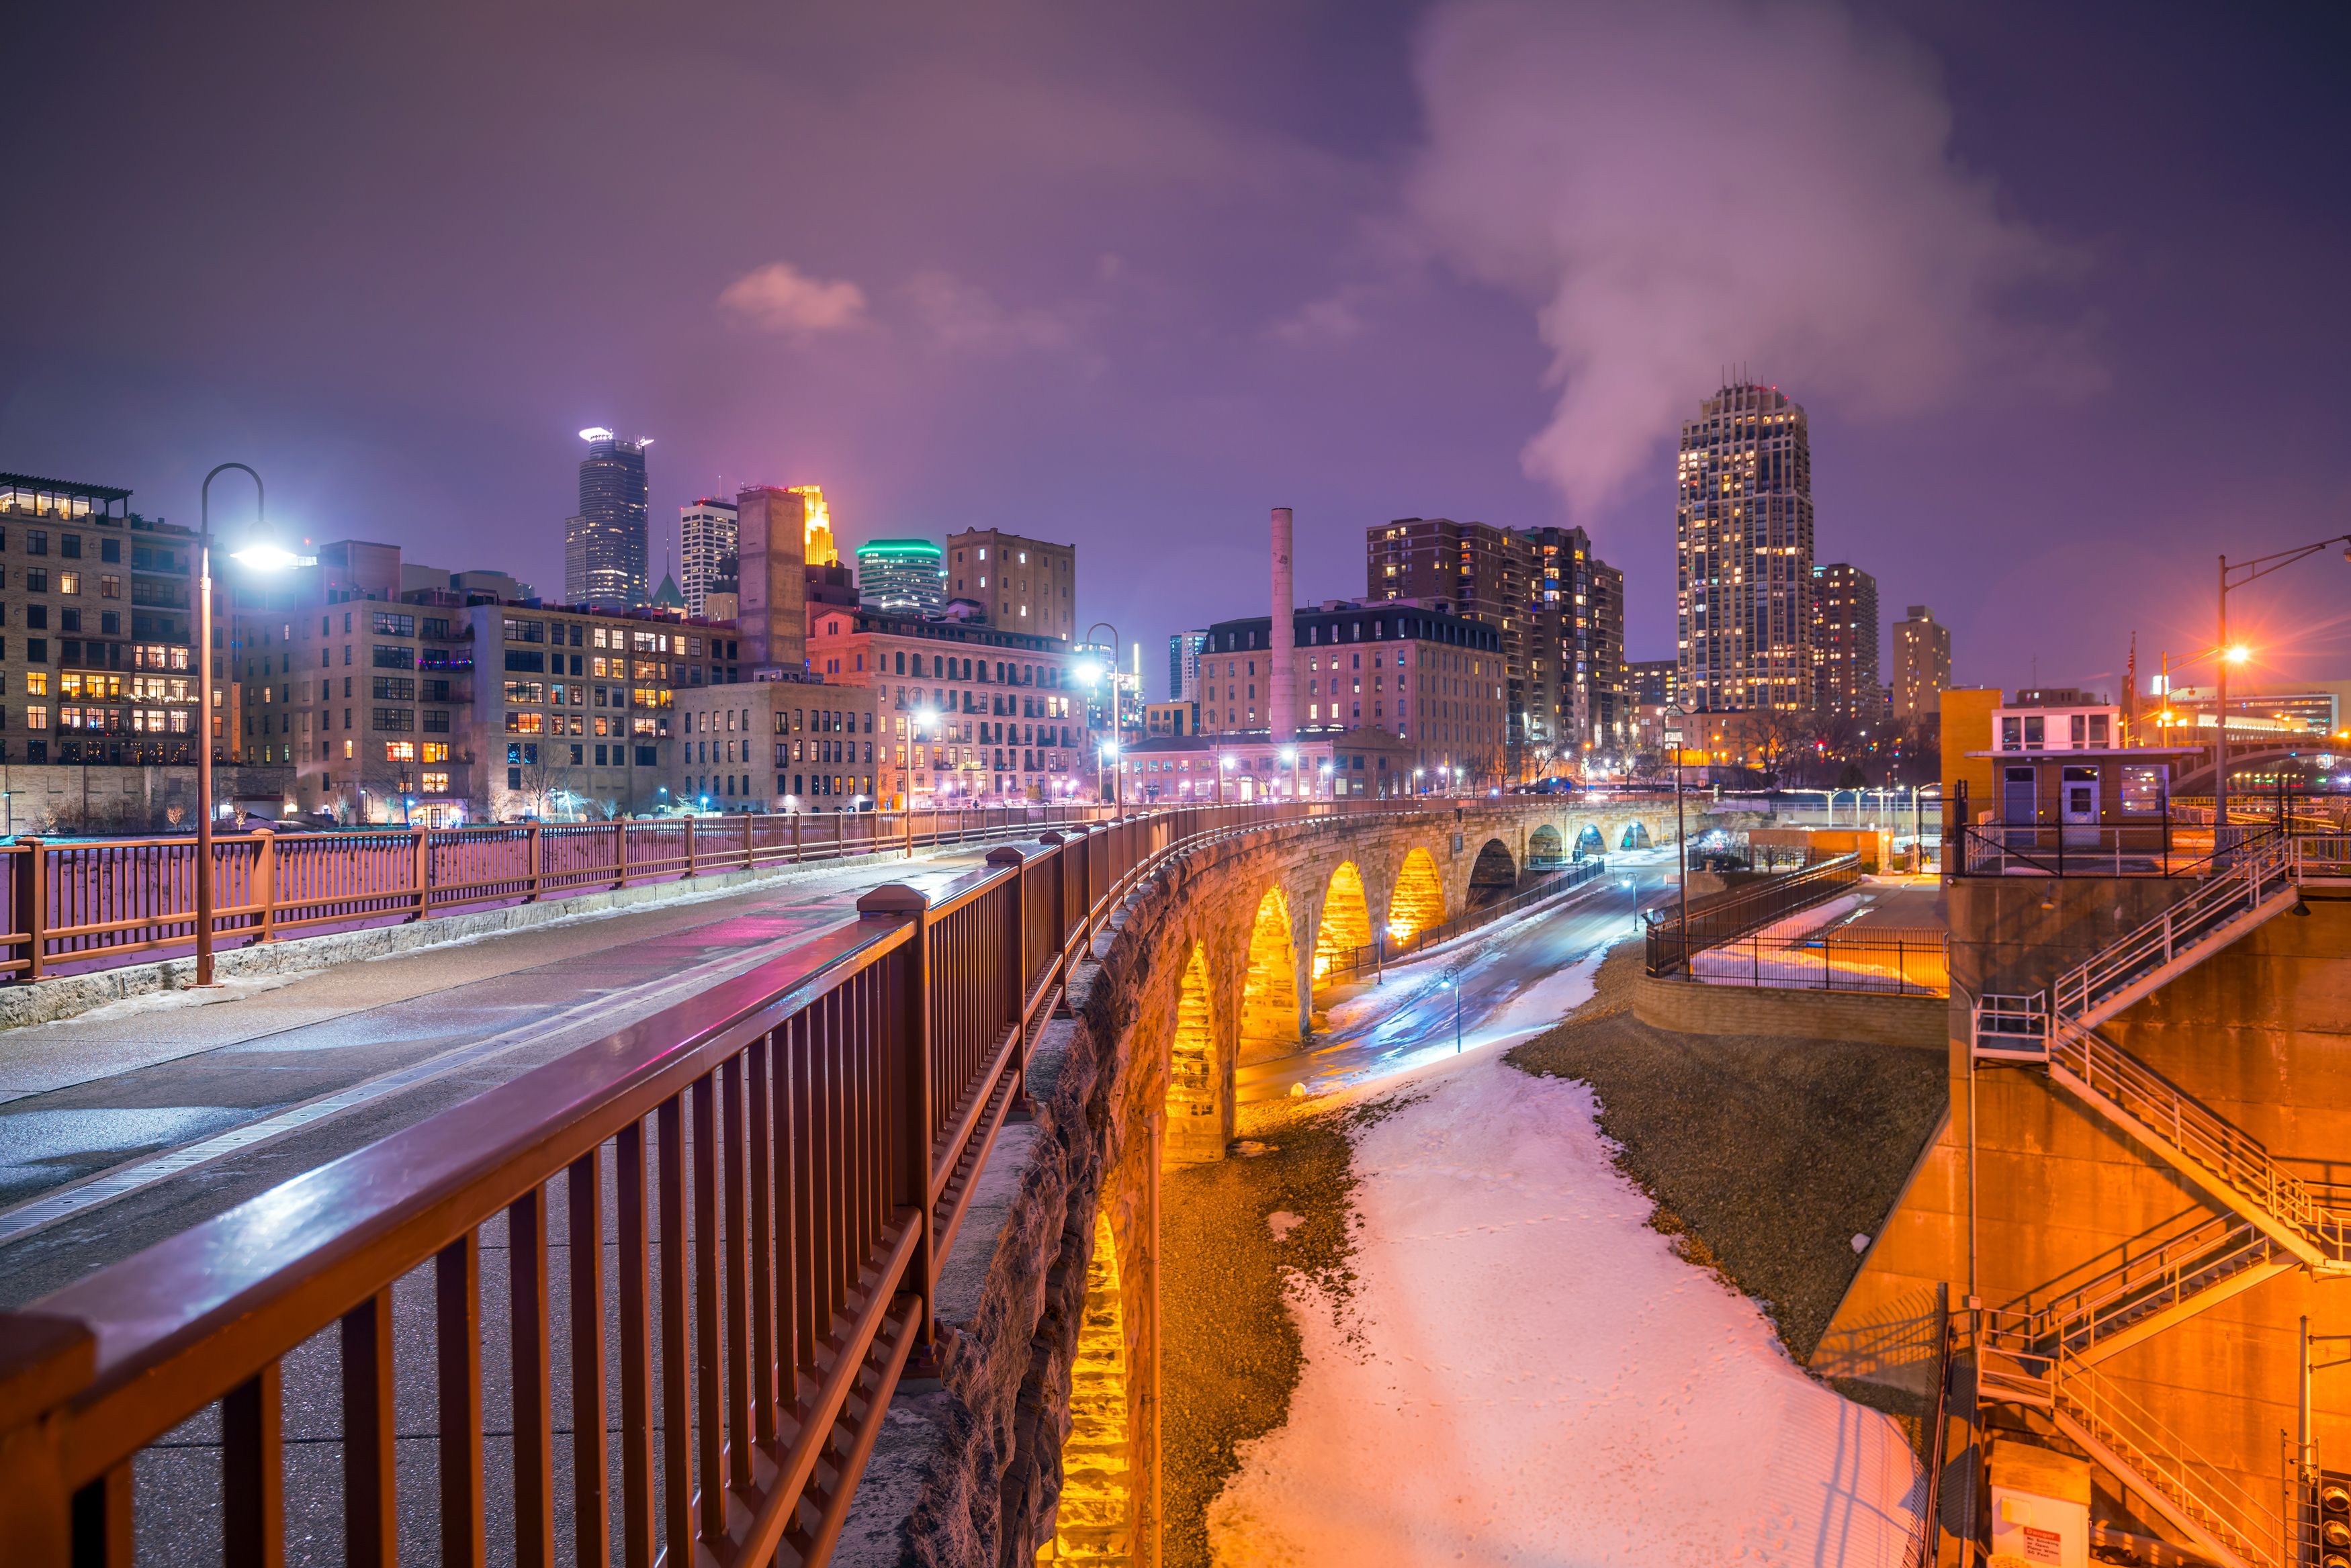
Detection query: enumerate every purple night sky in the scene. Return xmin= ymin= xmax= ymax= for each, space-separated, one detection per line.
xmin=5 ymin=1 xmax=2348 ymax=702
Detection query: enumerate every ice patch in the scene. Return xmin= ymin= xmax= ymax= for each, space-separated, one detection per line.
xmin=1266 ymin=1210 xmax=1304 ymax=1242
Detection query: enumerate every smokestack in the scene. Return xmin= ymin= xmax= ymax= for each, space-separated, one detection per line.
xmin=1270 ymin=506 xmax=1296 ymax=743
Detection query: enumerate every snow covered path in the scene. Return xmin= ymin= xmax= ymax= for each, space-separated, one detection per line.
xmin=1206 ymin=981 xmax=1922 ymax=1566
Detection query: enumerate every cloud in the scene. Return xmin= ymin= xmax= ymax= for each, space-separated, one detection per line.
xmin=1406 ymin=0 xmax=2096 ymax=514
xmin=903 ymin=270 xmax=1085 ymax=355
xmin=717 ymin=261 xmax=869 ymax=335
xmin=1269 ymin=285 xmax=1377 ymax=346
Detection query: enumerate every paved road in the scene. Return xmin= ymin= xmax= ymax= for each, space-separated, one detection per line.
xmin=1237 ymin=850 xmax=1678 ymax=1104
xmin=0 ymin=844 xmax=1008 ymax=1309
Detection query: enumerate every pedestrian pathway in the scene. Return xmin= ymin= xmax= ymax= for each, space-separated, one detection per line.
xmin=0 ymin=843 xmax=1000 ymax=1307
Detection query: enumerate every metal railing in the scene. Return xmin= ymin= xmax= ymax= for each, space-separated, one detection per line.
xmin=1904 ymin=1293 xmax=1954 ymax=1568
xmin=1321 ymin=858 xmax=1612 ymax=982
xmin=1642 ymin=854 xmax=1862 ymax=977
xmin=0 ymin=804 xmax=1120 ymax=983
xmin=1687 ymin=924 xmax=1947 ymax=996
xmin=0 ymin=796 xmax=1501 ymax=1568
xmin=2049 ymin=831 xmax=2299 ymax=1033
xmin=1980 ymin=1212 xmax=2278 ymax=1366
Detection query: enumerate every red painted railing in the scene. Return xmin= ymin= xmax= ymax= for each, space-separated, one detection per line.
xmin=0 ymin=806 xmax=1118 ymax=982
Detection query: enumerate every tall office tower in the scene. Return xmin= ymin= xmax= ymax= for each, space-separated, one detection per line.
xmin=791 ymin=486 xmax=836 ymax=566
xmin=855 ymin=539 xmax=946 ymax=616
xmin=736 ymin=486 xmax=809 ymax=673
xmin=570 ymin=427 xmax=650 ymax=610
xmin=1168 ymin=629 xmax=1208 ymax=701
xmin=1812 ymin=562 xmax=1882 ymax=719
xmin=945 ymin=528 xmax=1075 ymax=641
xmin=1586 ymin=558 xmax=1628 ymax=748
xmin=1892 ymin=604 xmax=1953 ymax=720
xmin=563 ymin=518 xmax=588 ymax=605
xmin=1675 ymin=382 xmax=1814 ymax=711
xmin=1368 ymin=516 xmax=1543 ymax=773
xmin=678 ymin=497 xmax=738 ymax=618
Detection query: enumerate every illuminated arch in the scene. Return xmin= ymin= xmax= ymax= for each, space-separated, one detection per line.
xmin=1466 ymin=838 xmax=1517 ymax=908
xmin=1036 ymin=1207 xmax=1131 ymax=1563
xmin=1386 ymin=848 xmax=1446 ymax=948
xmin=1311 ymin=862 xmax=1372 ymax=987
xmin=1620 ymin=821 xmax=1653 ymax=850
xmin=1574 ymin=823 xmax=1606 ymax=858
xmin=1526 ymin=824 xmax=1565 ymax=870
xmin=1239 ymin=887 xmax=1299 ymax=1064
xmin=1165 ymin=944 xmax=1222 ymax=1166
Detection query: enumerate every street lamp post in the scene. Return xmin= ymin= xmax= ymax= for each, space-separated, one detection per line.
xmin=2215 ymin=536 xmax=2351 ymax=841
xmin=192 ymin=463 xmax=267 ymax=988
xmin=1664 ymin=702 xmax=1689 ymax=972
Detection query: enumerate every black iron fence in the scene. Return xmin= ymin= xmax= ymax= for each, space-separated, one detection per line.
xmin=1643 ymin=854 xmax=1863 ymax=977
xmin=1686 ymin=924 xmax=1949 ymax=996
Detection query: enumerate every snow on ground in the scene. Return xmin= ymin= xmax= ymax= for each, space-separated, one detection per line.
xmin=1208 ymin=981 xmax=1921 ymax=1567
xmin=1688 ymin=892 xmax=1947 ymax=994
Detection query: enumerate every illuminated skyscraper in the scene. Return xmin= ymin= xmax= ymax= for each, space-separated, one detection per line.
xmin=1675 ymin=383 xmax=1814 ymax=712
xmin=568 ymin=427 xmax=649 ymax=610
xmin=855 ymin=538 xmax=946 ymax=616
xmin=791 ymin=485 xmax=837 ymax=566
xmin=679 ymin=496 xmax=738 ymax=617
xmin=1812 ymin=562 xmax=1882 ymax=719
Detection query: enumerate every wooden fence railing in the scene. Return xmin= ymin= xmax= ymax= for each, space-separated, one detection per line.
xmin=0 ymin=797 xmax=1537 ymax=1568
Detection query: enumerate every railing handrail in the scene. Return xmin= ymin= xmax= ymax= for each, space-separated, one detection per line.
xmin=36 ymin=907 xmax=913 ymax=1481
xmin=4 ymin=793 xmax=1636 ymax=1565
xmin=1643 ymin=853 xmax=1863 ymax=977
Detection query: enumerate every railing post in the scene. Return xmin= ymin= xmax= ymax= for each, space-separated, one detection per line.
xmin=682 ymin=815 xmax=697 ymax=879
xmin=0 ymin=1311 xmax=97 ymax=1568
xmin=410 ymin=826 xmax=431 ymax=922
xmin=17 ymin=839 xmax=45 ymax=983
xmin=791 ymin=811 xmax=802 ymax=861
xmin=613 ymin=820 xmax=627 ymax=890
xmin=525 ymin=823 xmax=543 ymax=903
xmin=858 ymin=883 xmax=936 ymax=1347
xmin=742 ymin=811 xmax=754 ymax=870
xmin=254 ymin=827 xmax=277 ymax=942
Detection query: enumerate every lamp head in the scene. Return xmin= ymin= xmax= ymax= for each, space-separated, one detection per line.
xmin=232 ymin=543 xmax=308 ymax=573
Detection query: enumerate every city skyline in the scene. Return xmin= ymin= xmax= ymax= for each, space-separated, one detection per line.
xmin=7 ymin=3 xmax=2348 ymax=709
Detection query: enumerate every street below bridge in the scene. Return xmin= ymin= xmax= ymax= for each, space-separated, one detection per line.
xmin=0 ymin=842 xmax=1010 ymax=1308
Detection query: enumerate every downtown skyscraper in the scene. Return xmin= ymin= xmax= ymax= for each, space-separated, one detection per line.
xmin=678 ymin=496 xmax=737 ymax=618
xmin=566 ymin=428 xmax=649 ymax=610
xmin=1675 ymin=382 xmax=1814 ymax=712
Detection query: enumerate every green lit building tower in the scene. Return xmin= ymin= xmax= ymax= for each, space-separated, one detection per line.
xmin=855 ymin=538 xmax=946 ymax=617
xmin=566 ymin=427 xmax=649 ymax=610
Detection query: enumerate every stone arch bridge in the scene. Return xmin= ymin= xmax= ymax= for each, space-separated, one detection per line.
xmin=867 ymin=794 xmax=1709 ymax=1565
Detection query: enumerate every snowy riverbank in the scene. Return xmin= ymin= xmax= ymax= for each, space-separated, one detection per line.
xmin=1204 ymin=966 xmax=1923 ymax=1566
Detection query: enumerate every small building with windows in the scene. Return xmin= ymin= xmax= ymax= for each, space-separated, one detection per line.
xmin=1116 ymin=728 xmax=1418 ymax=803
xmin=675 ymin=674 xmax=888 ymax=812
xmin=1961 ymin=698 xmax=2200 ymax=862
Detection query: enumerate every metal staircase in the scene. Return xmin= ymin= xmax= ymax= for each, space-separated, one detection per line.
xmin=1965 ymin=834 xmax=2345 ymax=1568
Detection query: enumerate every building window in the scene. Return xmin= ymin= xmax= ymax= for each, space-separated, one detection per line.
xmin=373 ymin=644 xmax=416 ymax=670
xmin=422 ymin=772 xmax=449 ymax=794
xmin=385 ymin=741 xmax=417 ymax=762
xmin=371 ymin=611 xmax=416 ymax=637
xmin=373 ymin=708 xmax=414 ymax=733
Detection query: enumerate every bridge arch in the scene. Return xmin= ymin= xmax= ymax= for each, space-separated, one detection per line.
xmin=1574 ymin=822 xmax=1606 ymax=858
xmin=1620 ymin=821 xmax=1652 ymax=849
xmin=1387 ymin=847 xmax=1446 ymax=945
xmin=1527 ymin=823 xmax=1565 ymax=871
xmin=1239 ymin=886 xmax=1300 ymax=1064
xmin=1311 ymin=862 xmax=1372 ymax=988
xmin=1164 ymin=943 xmax=1223 ymax=1166
xmin=1037 ymin=1206 xmax=1133 ymax=1561
xmin=1466 ymin=837 xmax=1517 ymax=908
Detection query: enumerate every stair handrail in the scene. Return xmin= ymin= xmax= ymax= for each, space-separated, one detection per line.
xmin=2051 ymin=1025 xmax=2346 ymax=1256
xmin=2050 ymin=835 xmax=2298 ymax=1027
xmin=1987 ymin=1214 xmax=2272 ymax=1361
xmin=2053 ymin=1356 xmax=2283 ymax=1567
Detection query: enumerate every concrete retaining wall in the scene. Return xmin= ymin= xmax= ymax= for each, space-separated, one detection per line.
xmin=1632 ymin=972 xmax=1945 ymax=1050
